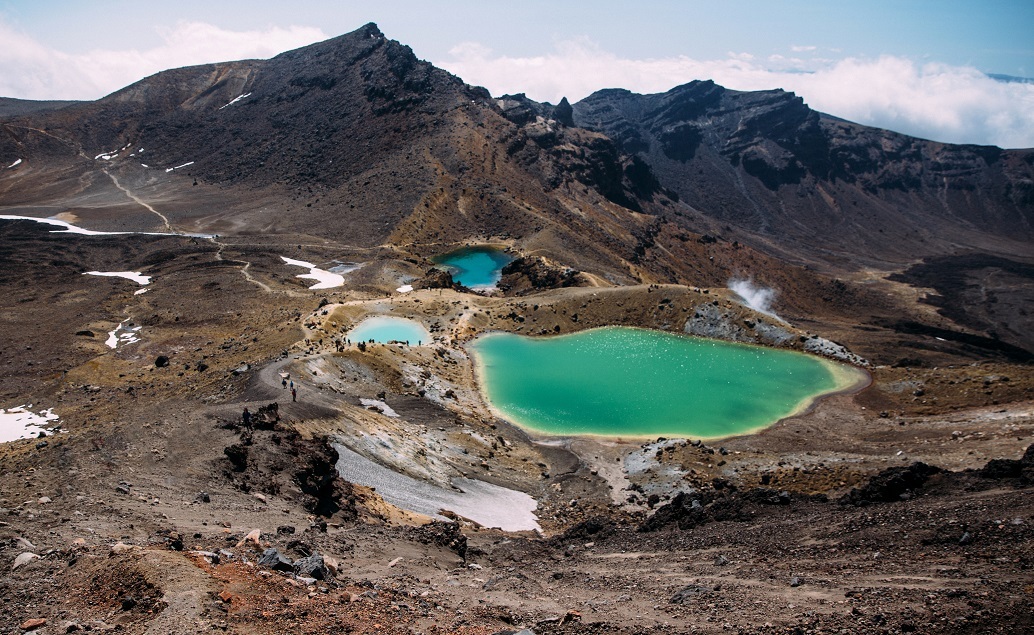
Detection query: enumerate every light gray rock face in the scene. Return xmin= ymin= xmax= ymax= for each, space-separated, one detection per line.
xmin=803 ymin=336 xmax=870 ymax=367
xmin=683 ymin=305 xmax=793 ymax=347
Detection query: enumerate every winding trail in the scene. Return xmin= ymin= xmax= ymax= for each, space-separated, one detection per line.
xmin=207 ymin=236 xmax=276 ymax=294
xmin=10 ymin=124 xmax=173 ymax=232
xmin=103 ymin=168 xmax=173 ymax=232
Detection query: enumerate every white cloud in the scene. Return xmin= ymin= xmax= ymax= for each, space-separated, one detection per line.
xmin=2 ymin=21 xmax=1030 ymax=149
xmin=0 ymin=20 xmax=327 ymax=100
xmin=441 ymin=40 xmax=1034 ymax=149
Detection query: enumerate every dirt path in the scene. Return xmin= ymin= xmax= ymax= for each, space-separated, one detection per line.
xmin=102 ymin=168 xmax=173 ymax=232
xmin=207 ymin=236 xmax=277 ymax=294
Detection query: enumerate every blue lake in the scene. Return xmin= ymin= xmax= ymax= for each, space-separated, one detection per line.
xmin=431 ymin=246 xmax=513 ymax=288
xmin=349 ymin=316 xmax=431 ymax=345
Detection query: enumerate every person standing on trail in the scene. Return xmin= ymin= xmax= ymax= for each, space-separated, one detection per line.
xmin=242 ymin=407 xmax=251 ymax=426
xmin=282 ymin=377 xmax=287 ymax=388
xmin=291 ymin=387 xmax=297 ymax=402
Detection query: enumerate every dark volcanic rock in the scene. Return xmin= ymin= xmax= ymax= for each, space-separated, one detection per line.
xmin=551 ymin=517 xmax=616 ymax=544
xmin=414 ymin=520 xmax=467 ymax=562
xmin=413 ymin=267 xmax=464 ymax=291
xmin=223 ymin=444 xmax=248 ymax=472
xmin=497 ymin=256 xmax=581 ymax=295
xmin=293 ymin=437 xmax=358 ymax=521
xmin=977 ymin=443 xmax=1034 ymax=482
xmin=257 ymin=548 xmax=293 ymax=572
xmin=293 ymin=552 xmax=330 ymax=580
xmin=839 ymin=462 xmax=942 ymax=506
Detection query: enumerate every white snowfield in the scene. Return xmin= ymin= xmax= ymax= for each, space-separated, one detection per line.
xmin=84 ymin=271 xmax=152 ymax=285
xmin=0 ymin=215 xmax=212 ymax=238
xmin=396 ymin=284 xmax=414 ymax=293
xmin=7 ymin=158 xmax=21 ymax=168
xmin=281 ymin=256 xmax=345 ymax=289
xmin=0 ymin=214 xmax=132 ymax=235
xmin=333 ymin=442 xmax=541 ymax=532
xmin=0 ymin=406 xmax=60 ymax=444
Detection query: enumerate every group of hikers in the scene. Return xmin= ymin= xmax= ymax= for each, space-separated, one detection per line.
xmin=241 ymin=372 xmax=298 ymax=425
xmin=281 ymin=375 xmax=297 ymax=401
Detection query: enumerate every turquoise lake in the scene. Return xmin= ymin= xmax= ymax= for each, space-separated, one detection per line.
xmin=431 ymin=246 xmax=513 ymax=288
xmin=349 ymin=316 xmax=431 ymax=345
xmin=470 ymin=327 xmax=863 ymax=439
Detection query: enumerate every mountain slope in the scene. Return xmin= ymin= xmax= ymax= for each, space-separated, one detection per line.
xmin=0 ymin=24 xmax=670 ymax=283
xmin=573 ymin=81 xmax=1034 ymax=268
xmin=2 ymin=24 xmax=1032 ymax=355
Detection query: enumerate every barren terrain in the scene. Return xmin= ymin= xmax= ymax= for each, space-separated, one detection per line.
xmin=1 ymin=23 xmax=1032 ymax=635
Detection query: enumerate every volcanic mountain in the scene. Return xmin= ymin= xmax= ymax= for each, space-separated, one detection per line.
xmin=3 ymin=23 xmax=1033 ymax=358
xmin=573 ymin=81 xmax=1034 ymax=268
xmin=0 ymin=23 xmax=668 ymax=285
xmin=1 ymin=23 xmax=1033 ymax=635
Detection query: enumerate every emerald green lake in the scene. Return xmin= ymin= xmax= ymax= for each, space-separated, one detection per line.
xmin=471 ymin=327 xmax=863 ymax=439
xmin=431 ymin=246 xmax=513 ymax=288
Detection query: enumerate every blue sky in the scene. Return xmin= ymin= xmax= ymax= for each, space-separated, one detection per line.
xmin=1 ymin=1 xmax=1032 ymax=147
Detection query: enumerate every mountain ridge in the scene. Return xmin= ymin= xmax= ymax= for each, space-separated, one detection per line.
xmin=2 ymin=23 xmax=1032 ymax=353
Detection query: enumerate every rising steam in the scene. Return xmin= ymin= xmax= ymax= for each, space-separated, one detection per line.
xmin=728 ymin=277 xmax=780 ymax=320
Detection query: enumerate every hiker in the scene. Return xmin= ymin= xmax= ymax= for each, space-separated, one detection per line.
xmin=281 ymin=377 xmax=287 ymax=388
xmin=291 ymin=387 xmax=297 ymax=402
xmin=242 ymin=407 xmax=251 ymax=426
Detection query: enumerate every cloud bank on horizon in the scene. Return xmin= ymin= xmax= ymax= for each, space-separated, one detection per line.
xmin=445 ymin=39 xmax=1034 ymax=150
xmin=0 ymin=20 xmax=1031 ymax=149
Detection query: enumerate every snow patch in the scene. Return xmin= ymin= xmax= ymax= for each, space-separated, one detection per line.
xmin=0 ymin=405 xmax=60 ymax=444
xmin=333 ymin=442 xmax=540 ymax=532
xmin=165 ymin=161 xmax=194 ymax=173
xmin=6 ymin=158 xmax=22 ymax=168
xmin=84 ymin=271 xmax=151 ymax=285
xmin=280 ymin=256 xmax=345 ymax=290
xmin=106 ymin=321 xmax=142 ymax=349
xmin=134 ymin=288 xmax=149 ymax=295
xmin=0 ymin=214 xmax=129 ymax=235
xmin=0 ymin=215 xmax=210 ymax=238
xmin=396 ymin=284 xmax=413 ymax=293
xmin=219 ymin=93 xmax=253 ymax=110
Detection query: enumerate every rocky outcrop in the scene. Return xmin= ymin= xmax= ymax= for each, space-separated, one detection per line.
xmin=413 ymin=267 xmax=465 ymax=291
xmin=839 ymin=462 xmax=943 ymax=506
xmin=497 ymin=256 xmax=582 ymax=295
xmin=294 ymin=438 xmax=358 ymax=521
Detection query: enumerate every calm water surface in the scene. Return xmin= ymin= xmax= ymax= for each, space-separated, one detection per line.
xmin=349 ymin=316 xmax=430 ymax=345
xmin=471 ymin=327 xmax=863 ymax=439
xmin=431 ymin=246 xmax=513 ymax=288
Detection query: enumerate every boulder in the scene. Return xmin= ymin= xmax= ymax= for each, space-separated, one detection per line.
xmin=293 ymin=552 xmax=330 ymax=580
xmin=12 ymin=552 xmax=39 ymax=570
xmin=257 ymin=548 xmax=293 ymax=572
